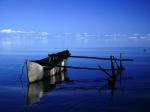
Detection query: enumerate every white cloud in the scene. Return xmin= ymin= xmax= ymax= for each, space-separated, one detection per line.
xmin=129 ymin=36 xmax=137 ymax=39
xmin=147 ymin=34 xmax=150 ymax=36
xmin=0 ymin=28 xmax=49 ymax=35
xmin=0 ymin=29 xmax=24 ymax=33
xmin=133 ymin=33 xmax=139 ymax=36
xmin=104 ymin=34 xmax=113 ymax=37
xmin=140 ymin=36 xmax=146 ymax=39
xmin=40 ymin=32 xmax=49 ymax=36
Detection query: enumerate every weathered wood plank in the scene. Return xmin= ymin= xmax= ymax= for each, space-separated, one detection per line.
xmin=44 ymin=65 xmax=120 ymax=71
xmin=69 ymin=55 xmax=133 ymax=61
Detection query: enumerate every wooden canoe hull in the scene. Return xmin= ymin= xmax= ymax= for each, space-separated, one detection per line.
xmin=26 ymin=59 xmax=67 ymax=83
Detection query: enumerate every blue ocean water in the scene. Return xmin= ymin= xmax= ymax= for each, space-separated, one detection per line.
xmin=0 ymin=47 xmax=150 ymax=112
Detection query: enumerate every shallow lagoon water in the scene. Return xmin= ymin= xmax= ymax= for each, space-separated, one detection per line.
xmin=0 ymin=47 xmax=150 ymax=112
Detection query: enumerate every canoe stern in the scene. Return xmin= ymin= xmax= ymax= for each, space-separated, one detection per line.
xmin=26 ymin=61 xmax=44 ymax=83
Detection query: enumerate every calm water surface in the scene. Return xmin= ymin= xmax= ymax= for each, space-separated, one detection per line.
xmin=0 ymin=47 xmax=150 ymax=112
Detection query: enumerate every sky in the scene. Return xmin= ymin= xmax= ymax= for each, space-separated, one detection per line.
xmin=0 ymin=0 xmax=150 ymax=34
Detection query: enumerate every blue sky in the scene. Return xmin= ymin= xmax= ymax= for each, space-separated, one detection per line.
xmin=0 ymin=0 xmax=150 ymax=34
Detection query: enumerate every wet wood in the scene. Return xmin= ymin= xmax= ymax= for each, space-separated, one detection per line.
xmin=98 ymin=65 xmax=112 ymax=77
xmin=110 ymin=56 xmax=115 ymax=78
xmin=69 ymin=55 xmax=133 ymax=61
xmin=44 ymin=65 xmax=120 ymax=71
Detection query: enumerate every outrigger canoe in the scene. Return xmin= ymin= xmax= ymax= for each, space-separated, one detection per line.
xmin=26 ymin=50 xmax=70 ymax=83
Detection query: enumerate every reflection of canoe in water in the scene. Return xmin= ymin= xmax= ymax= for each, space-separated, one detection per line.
xmin=26 ymin=71 xmax=69 ymax=106
xmin=26 ymin=50 xmax=70 ymax=83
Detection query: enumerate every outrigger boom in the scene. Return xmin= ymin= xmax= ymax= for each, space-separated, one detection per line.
xmin=44 ymin=65 xmax=119 ymax=71
xmin=48 ymin=54 xmax=133 ymax=61
xmin=69 ymin=55 xmax=133 ymax=61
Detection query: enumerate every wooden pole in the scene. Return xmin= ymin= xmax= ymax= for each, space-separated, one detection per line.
xmin=44 ymin=65 xmax=120 ymax=71
xmin=110 ymin=56 xmax=115 ymax=78
xmin=98 ymin=65 xmax=112 ymax=78
xmin=113 ymin=56 xmax=119 ymax=68
xmin=69 ymin=55 xmax=133 ymax=61
xmin=119 ymin=53 xmax=124 ymax=70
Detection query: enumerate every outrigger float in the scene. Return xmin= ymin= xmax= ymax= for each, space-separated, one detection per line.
xmin=26 ymin=50 xmax=133 ymax=83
